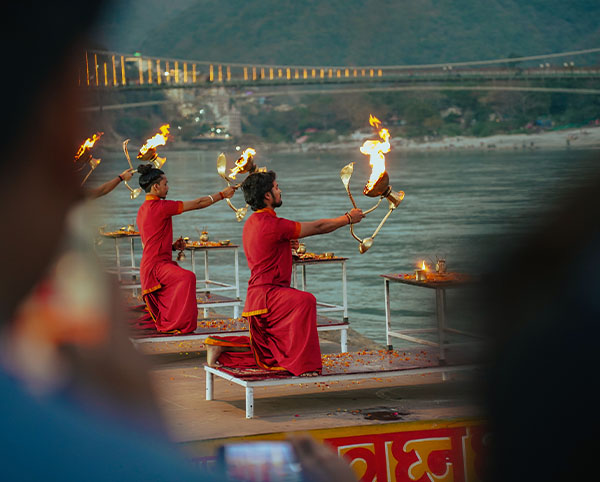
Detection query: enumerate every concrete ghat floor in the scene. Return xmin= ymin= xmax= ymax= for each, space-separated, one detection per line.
xmin=142 ymin=333 xmax=486 ymax=444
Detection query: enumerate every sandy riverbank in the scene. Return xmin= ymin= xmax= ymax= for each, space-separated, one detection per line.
xmin=271 ymin=125 xmax=600 ymax=153
xmin=395 ymin=125 xmax=600 ymax=151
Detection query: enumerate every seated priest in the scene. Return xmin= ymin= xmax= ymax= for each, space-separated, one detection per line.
xmin=205 ymin=170 xmax=364 ymax=376
xmin=136 ymin=164 xmax=236 ymax=333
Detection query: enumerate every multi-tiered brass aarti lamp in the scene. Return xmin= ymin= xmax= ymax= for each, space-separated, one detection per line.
xmin=75 ymin=132 xmax=103 ymax=186
xmin=340 ymin=115 xmax=404 ymax=253
xmin=217 ymin=148 xmax=266 ymax=221
xmin=122 ymin=124 xmax=170 ymax=199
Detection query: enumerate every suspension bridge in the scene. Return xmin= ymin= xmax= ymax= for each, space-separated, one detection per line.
xmin=80 ymin=47 xmax=600 ymax=117
xmin=81 ymin=47 xmax=600 ymax=92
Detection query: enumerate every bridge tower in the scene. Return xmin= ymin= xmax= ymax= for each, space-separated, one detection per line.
xmin=204 ymin=87 xmax=241 ymax=137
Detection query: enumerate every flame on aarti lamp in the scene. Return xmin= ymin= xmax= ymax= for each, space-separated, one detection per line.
xmin=74 ymin=132 xmax=103 ymax=161
xmin=230 ymin=147 xmax=256 ymax=179
xmin=369 ymin=114 xmax=381 ymax=129
xmin=421 ymin=260 xmax=427 ymax=270
xmin=138 ymin=124 xmax=170 ymax=158
xmin=360 ymin=115 xmax=391 ymax=192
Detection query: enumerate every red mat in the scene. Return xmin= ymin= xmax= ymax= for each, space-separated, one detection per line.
xmin=213 ymin=349 xmax=438 ymax=381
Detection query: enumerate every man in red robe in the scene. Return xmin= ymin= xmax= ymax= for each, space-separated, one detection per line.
xmin=206 ymin=171 xmax=364 ymax=376
xmin=136 ymin=164 xmax=236 ymax=334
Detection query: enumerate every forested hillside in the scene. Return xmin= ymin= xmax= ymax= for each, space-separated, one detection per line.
xmin=128 ymin=0 xmax=600 ymax=65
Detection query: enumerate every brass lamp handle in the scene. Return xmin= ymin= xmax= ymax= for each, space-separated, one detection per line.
xmin=123 ymin=139 xmax=134 ymax=170
xmin=340 ymin=162 xmax=358 ymax=209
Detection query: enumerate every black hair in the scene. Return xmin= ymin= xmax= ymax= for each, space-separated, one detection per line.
xmin=242 ymin=171 xmax=277 ymax=211
xmin=138 ymin=164 xmax=164 ymax=192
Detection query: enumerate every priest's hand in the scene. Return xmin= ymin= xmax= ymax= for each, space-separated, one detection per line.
xmin=222 ymin=186 xmax=236 ymax=199
xmin=172 ymin=237 xmax=186 ymax=251
xmin=290 ymin=239 xmax=300 ymax=250
xmin=119 ymin=168 xmax=135 ymax=182
xmin=347 ymin=208 xmax=365 ymax=224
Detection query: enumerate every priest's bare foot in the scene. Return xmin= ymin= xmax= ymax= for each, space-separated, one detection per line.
xmin=206 ymin=345 xmax=224 ymax=367
xmin=299 ymin=371 xmax=319 ymax=377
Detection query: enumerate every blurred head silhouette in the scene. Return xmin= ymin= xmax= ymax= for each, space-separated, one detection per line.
xmin=1 ymin=3 xmax=107 ymax=320
xmin=480 ymin=158 xmax=600 ymax=481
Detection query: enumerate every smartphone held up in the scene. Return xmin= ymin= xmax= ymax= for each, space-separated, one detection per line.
xmin=218 ymin=441 xmax=303 ymax=482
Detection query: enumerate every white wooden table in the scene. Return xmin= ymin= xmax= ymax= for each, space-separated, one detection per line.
xmin=292 ymin=255 xmax=349 ymax=351
xmin=185 ymin=243 xmax=241 ymax=318
xmin=205 ymin=348 xmax=478 ymax=418
xmin=101 ymin=231 xmax=141 ymax=293
xmin=382 ymin=273 xmax=482 ymax=363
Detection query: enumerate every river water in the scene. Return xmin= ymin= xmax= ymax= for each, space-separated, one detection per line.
xmin=88 ymin=146 xmax=599 ymax=345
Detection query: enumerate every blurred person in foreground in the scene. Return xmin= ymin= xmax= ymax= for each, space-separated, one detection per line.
xmin=0 ymin=3 xmax=214 ymax=480
xmin=206 ymin=171 xmax=364 ymax=376
xmin=0 ymin=3 xmax=357 ymax=481
xmin=479 ymin=161 xmax=600 ymax=481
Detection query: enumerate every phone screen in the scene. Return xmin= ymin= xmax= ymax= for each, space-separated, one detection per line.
xmin=218 ymin=441 xmax=303 ymax=482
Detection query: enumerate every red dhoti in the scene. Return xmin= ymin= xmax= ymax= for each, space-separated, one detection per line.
xmin=208 ymin=287 xmax=321 ymax=375
xmin=143 ymin=261 xmax=197 ymax=334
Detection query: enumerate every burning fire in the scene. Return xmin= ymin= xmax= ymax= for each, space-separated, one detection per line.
xmin=74 ymin=132 xmax=103 ymax=162
xmin=230 ymin=147 xmax=256 ymax=178
xmin=138 ymin=124 xmax=170 ymax=158
xmin=421 ymin=260 xmax=427 ymax=270
xmin=360 ymin=115 xmax=390 ymax=192
xmin=369 ymin=114 xmax=381 ymax=129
